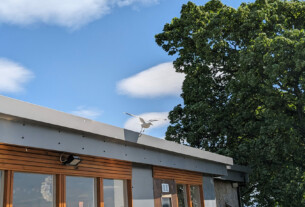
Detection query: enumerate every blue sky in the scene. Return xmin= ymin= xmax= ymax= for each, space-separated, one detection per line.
xmin=0 ymin=0 xmax=254 ymax=138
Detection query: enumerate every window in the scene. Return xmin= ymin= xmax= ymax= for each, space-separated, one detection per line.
xmin=153 ymin=166 xmax=204 ymax=207
xmin=0 ymin=171 xmax=3 ymax=207
xmin=161 ymin=195 xmax=172 ymax=207
xmin=176 ymin=184 xmax=203 ymax=207
xmin=103 ymin=179 xmax=128 ymax=207
xmin=66 ymin=176 xmax=96 ymax=207
xmin=0 ymin=144 xmax=132 ymax=207
xmin=13 ymin=172 xmax=55 ymax=207
xmin=177 ymin=184 xmax=188 ymax=207
xmin=190 ymin=185 xmax=201 ymax=207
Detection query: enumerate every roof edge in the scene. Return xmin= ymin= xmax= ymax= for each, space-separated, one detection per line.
xmin=227 ymin=164 xmax=252 ymax=173
xmin=0 ymin=95 xmax=233 ymax=166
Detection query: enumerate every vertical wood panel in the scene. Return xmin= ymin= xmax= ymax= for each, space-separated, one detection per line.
xmin=172 ymin=193 xmax=178 ymax=207
xmin=199 ymin=185 xmax=205 ymax=207
xmin=153 ymin=179 xmax=162 ymax=207
xmin=186 ymin=184 xmax=192 ymax=207
xmin=127 ymin=180 xmax=133 ymax=207
xmin=56 ymin=174 xmax=66 ymax=207
xmin=63 ymin=175 xmax=66 ymax=207
xmin=3 ymin=171 xmax=13 ymax=207
xmin=96 ymin=178 xmax=104 ymax=207
xmin=56 ymin=174 xmax=60 ymax=207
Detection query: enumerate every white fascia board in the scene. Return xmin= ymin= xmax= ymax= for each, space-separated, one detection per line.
xmin=0 ymin=95 xmax=233 ymax=165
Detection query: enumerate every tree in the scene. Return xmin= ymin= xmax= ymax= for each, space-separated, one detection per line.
xmin=155 ymin=0 xmax=305 ymax=206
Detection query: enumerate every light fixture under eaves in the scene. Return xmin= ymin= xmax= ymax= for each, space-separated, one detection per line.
xmin=60 ymin=153 xmax=81 ymax=166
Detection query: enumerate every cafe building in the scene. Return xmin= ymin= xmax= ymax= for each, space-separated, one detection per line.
xmin=0 ymin=95 xmax=250 ymax=207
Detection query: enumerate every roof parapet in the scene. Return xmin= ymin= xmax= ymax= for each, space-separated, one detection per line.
xmin=0 ymin=95 xmax=233 ymax=166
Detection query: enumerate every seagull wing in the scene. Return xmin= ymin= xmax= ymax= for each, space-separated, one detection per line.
xmin=125 ymin=112 xmax=147 ymax=124
xmin=139 ymin=117 xmax=146 ymax=124
xmin=124 ymin=112 xmax=138 ymax=118
xmin=148 ymin=119 xmax=158 ymax=123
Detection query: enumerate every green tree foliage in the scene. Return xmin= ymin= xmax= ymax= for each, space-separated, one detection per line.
xmin=155 ymin=0 xmax=305 ymax=206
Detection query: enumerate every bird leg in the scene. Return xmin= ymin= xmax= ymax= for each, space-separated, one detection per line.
xmin=139 ymin=127 xmax=144 ymax=137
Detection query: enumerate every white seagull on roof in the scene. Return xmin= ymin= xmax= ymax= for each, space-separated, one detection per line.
xmin=124 ymin=112 xmax=167 ymax=136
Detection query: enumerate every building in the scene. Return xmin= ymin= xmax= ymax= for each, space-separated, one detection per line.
xmin=0 ymin=95 xmax=250 ymax=207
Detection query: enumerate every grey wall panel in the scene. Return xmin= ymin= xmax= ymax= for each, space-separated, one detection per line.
xmin=132 ymin=164 xmax=154 ymax=207
xmin=203 ymin=176 xmax=217 ymax=207
xmin=0 ymin=119 xmax=228 ymax=176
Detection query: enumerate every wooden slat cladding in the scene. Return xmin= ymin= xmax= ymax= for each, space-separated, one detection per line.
xmin=0 ymin=143 xmax=132 ymax=179
xmin=153 ymin=166 xmax=203 ymax=185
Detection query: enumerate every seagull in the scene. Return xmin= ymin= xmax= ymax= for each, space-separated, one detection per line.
xmin=124 ymin=112 xmax=167 ymax=136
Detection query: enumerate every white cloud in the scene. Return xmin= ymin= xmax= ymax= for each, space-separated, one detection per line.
xmin=0 ymin=58 xmax=34 ymax=93
xmin=71 ymin=106 xmax=102 ymax=120
xmin=117 ymin=62 xmax=185 ymax=98
xmin=124 ymin=112 xmax=169 ymax=132
xmin=116 ymin=0 xmax=158 ymax=7
xmin=0 ymin=0 xmax=158 ymax=28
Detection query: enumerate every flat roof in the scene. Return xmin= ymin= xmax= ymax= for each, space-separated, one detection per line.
xmin=0 ymin=95 xmax=233 ymax=166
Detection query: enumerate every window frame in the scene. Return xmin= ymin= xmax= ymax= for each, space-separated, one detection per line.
xmin=176 ymin=183 xmax=204 ymax=207
xmin=2 ymin=171 xmax=132 ymax=207
xmin=189 ymin=184 xmax=204 ymax=207
xmin=176 ymin=184 xmax=188 ymax=207
xmin=153 ymin=166 xmax=205 ymax=207
xmin=161 ymin=194 xmax=173 ymax=207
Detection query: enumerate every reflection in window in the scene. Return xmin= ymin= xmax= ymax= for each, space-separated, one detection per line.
xmin=190 ymin=185 xmax=201 ymax=207
xmin=161 ymin=196 xmax=172 ymax=207
xmin=66 ymin=176 xmax=95 ymax=207
xmin=103 ymin=179 xmax=128 ymax=207
xmin=13 ymin=172 xmax=54 ymax=207
xmin=0 ymin=171 xmax=3 ymax=207
xmin=177 ymin=184 xmax=188 ymax=207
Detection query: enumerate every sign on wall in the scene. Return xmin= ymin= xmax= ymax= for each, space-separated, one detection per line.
xmin=162 ymin=183 xmax=169 ymax=193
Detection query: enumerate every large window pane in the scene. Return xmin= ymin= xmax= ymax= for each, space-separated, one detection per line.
xmin=177 ymin=184 xmax=188 ymax=207
xmin=103 ymin=179 xmax=128 ymax=207
xmin=66 ymin=176 xmax=95 ymax=207
xmin=190 ymin=185 xmax=201 ymax=207
xmin=13 ymin=172 xmax=54 ymax=207
xmin=0 ymin=171 xmax=3 ymax=207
